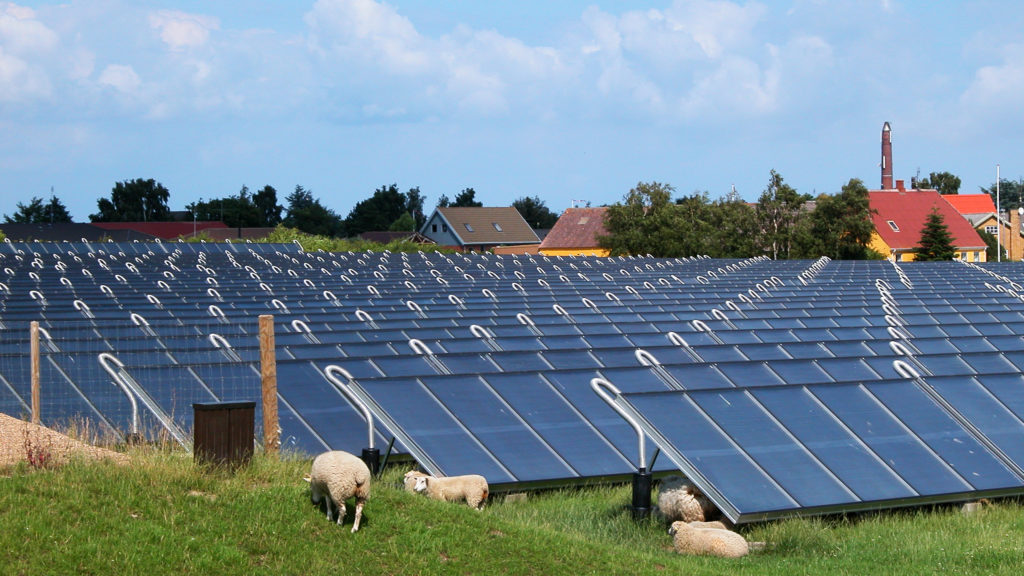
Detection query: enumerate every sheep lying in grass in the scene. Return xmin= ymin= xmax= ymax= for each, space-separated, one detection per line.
xmin=669 ymin=521 xmax=749 ymax=558
xmin=657 ymin=475 xmax=716 ymax=523
xmin=404 ymin=470 xmax=489 ymax=510
xmin=306 ymin=451 xmax=370 ymax=532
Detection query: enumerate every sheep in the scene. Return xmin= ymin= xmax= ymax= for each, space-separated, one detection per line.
xmin=404 ymin=470 xmax=489 ymax=509
xmin=687 ymin=520 xmax=729 ymax=531
xmin=656 ymin=475 xmax=716 ymax=523
xmin=669 ymin=521 xmax=749 ymax=559
xmin=306 ymin=450 xmax=371 ymax=532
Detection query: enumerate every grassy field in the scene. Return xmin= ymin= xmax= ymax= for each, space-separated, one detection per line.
xmin=3 ymin=447 xmax=1024 ymax=575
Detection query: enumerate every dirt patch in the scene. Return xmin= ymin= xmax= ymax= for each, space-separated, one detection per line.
xmin=0 ymin=413 xmax=130 ymax=469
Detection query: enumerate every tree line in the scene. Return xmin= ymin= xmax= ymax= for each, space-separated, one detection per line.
xmin=2 ymin=179 xmax=561 ymax=238
xmin=599 ymin=170 xmax=969 ymax=261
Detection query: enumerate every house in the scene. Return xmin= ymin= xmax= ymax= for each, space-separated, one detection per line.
xmin=943 ymin=194 xmax=1024 ymax=261
xmin=419 ymin=207 xmax=540 ymax=252
xmin=868 ymin=182 xmax=987 ymax=262
xmin=0 ymin=223 xmax=154 ymax=242
xmin=91 ymin=221 xmax=230 ymax=240
xmin=538 ymin=207 xmax=610 ymax=256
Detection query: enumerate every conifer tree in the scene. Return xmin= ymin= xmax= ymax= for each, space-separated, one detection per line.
xmin=916 ymin=208 xmax=956 ymax=260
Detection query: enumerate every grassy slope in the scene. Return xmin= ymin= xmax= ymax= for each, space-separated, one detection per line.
xmin=2 ymin=449 xmax=1024 ymax=576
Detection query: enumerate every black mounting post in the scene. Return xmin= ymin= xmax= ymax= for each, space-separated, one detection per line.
xmin=632 ymin=466 xmax=653 ymax=520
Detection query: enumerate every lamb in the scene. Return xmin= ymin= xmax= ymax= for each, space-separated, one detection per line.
xmin=404 ymin=470 xmax=489 ymax=509
xmin=669 ymin=520 xmax=749 ymax=559
xmin=306 ymin=450 xmax=371 ymax=532
xmin=656 ymin=475 xmax=716 ymax=523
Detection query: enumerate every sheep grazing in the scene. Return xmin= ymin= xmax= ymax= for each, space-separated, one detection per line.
xmin=307 ymin=451 xmax=371 ymax=532
xmin=404 ymin=470 xmax=489 ymax=510
xmin=656 ymin=475 xmax=716 ymax=523
xmin=669 ymin=521 xmax=749 ymax=559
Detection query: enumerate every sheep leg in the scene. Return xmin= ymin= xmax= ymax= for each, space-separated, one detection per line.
xmin=351 ymin=500 xmax=364 ymax=533
xmin=336 ymin=501 xmax=346 ymax=526
xmin=324 ymin=496 xmax=335 ymax=523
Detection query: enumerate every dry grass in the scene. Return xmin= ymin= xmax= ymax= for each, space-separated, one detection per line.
xmin=0 ymin=413 xmax=129 ymax=470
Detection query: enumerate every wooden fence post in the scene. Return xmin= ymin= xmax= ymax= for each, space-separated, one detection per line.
xmin=259 ymin=315 xmax=279 ymax=456
xmin=30 ymin=321 xmax=40 ymax=425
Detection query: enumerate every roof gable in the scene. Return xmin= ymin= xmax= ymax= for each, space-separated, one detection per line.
xmin=539 ymin=207 xmax=608 ymax=250
xmin=941 ymin=194 xmax=997 ymax=215
xmin=869 ymin=190 xmax=985 ymax=251
xmin=428 ymin=207 xmax=540 ymax=245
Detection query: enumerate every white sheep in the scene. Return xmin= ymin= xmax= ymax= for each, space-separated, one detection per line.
xmin=404 ymin=470 xmax=489 ymax=509
xmin=656 ymin=475 xmax=716 ymax=523
xmin=669 ymin=520 xmax=749 ymax=558
xmin=306 ymin=450 xmax=371 ymax=532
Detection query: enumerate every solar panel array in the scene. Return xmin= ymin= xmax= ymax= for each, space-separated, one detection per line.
xmin=2 ymin=241 xmax=1024 ymax=523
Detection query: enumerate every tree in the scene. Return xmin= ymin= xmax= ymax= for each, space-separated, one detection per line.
xmin=916 ymin=171 xmax=961 ymax=195
xmin=599 ymin=181 xmax=678 ymax=256
xmin=4 ymin=195 xmax=73 ymax=224
xmin=451 ymin=188 xmax=483 ymax=207
xmin=754 ymin=170 xmax=808 ymax=259
xmin=342 ymin=184 xmax=425 ymax=237
xmin=252 ymin=185 xmax=283 ymax=227
xmin=977 ymin=229 xmax=1006 ymax=262
xmin=389 ymin=212 xmax=416 ymax=231
xmin=796 ymin=179 xmax=876 ymax=259
xmin=405 ymin=187 xmax=427 ymax=230
xmin=916 ymin=208 xmax=956 ymax=260
xmin=512 ymin=196 xmax=559 ymax=229
xmin=187 ymin=185 xmax=266 ymax=228
xmin=282 ymin=185 xmax=344 ymax=237
xmin=704 ymin=193 xmax=758 ymax=258
xmin=91 ymin=178 xmax=171 ymax=222
xmin=981 ymin=178 xmax=1024 ymax=213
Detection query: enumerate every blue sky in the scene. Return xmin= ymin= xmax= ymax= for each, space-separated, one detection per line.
xmin=3 ymin=0 xmax=1024 ymax=222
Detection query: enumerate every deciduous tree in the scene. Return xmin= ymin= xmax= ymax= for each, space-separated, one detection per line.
xmin=91 ymin=178 xmax=171 ymax=222
xmin=4 ymin=196 xmax=73 ymax=224
xmin=512 ymin=196 xmax=559 ymax=229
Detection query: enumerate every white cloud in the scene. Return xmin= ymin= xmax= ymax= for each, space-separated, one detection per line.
xmin=98 ymin=64 xmax=140 ymax=93
xmin=305 ymin=0 xmax=430 ymax=74
xmin=0 ymin=3 xmax=58 ymax=53
xmin=150 ymin=10 xmax=219 ymax=51
xmin=961 ymin=44 xmax=1024 ymax=111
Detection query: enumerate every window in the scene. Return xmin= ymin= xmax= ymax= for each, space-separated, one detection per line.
xmin=442 ymin=224 xmax=448 ymax=233
xmin=492 ymin=223 xmax=503 ymax=232
xmin=432 ymin=224 xmax=437 ymax=233
xmin=985 ymin=225 xmax=998 ymax=235
xmin=464 ymin=223 xmax=474 ymax=232
xmin=887 ymin=220 xmax=900 ymax=232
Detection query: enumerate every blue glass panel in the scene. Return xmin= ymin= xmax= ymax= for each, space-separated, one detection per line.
xmin=766 ymin=360 xmax=834 ymax=385
xmin=754 ymin=387 xmax=914 ymax=501
xmin=490 ymin=351 xmax=551 ymax=372
xmin=816 ymin=358 xmax=883 ymax=382
xmin=541 ymin=350 xmax=602 ymax=370
xmin=949 ymin=338 xmax=996 ymax=353
xmin=437 ymin=354 xmax=502 ymax=375
xmin=813 ymin=383 xmax=973 ymax=495
xmin=358 ymin=377 xmax=515 ymax=483
xmin=866 ymin=381 xmax=1021 ymax=490
xmin=485 ymin=371 xmax=634 ymax=476
xmin=623 ymin=391 xmax=797 ymax=514
xmin=691 ymin=389 xmax=854 ymax=507
xmin=371 ymin=356 xmax=439 ymax=377
xmin=927 ymin=376 xmax=1024 ymax=465
xmin=823 ymin=341 xmax=876 ymax=358
xmin=717 ymin=361 xmax=786 ymax=387
xmin=662 ymin=364 xmax=733 ymax=390
xmin=916 ymin=354 xmax=975 ymax=377
xmin=912 ymin=339 xmax=959 ymax=355
xmin=422 ymin=374 xmax=575 ymax=480
xmin=960 ymin=352 xmax=1017 ymax=375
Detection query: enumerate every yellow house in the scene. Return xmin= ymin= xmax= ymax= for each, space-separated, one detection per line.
xmin=868 ymin=186 xmax=987 ymax=262
xmin=538 ymin=207 xmax=611 ymax=257
xmin=943 ymin=194 xmax=1024 ymax=261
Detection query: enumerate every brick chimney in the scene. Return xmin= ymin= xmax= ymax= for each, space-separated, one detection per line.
xmin=1010 ymin=207 xmax=1023 ymax=261
xmin=881 ymin=122 xmax=894 ymax=189
xmin=896 ymin=179 xmax=905 ymax=191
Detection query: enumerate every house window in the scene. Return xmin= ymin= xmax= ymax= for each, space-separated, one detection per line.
xmin=432 ymin=224 xmax=437 ymax=233
xmin=442 ymin=224 xmax=448 ymax=233
xmin=464 ymin=223 xmax=474 ymax=232
xmin=887 ymin=220 xmax=900 ymax=232
xmin=985 ymin=225 xmax=998 ymax=235
xmin=492 ymin=223 xmax=503 ymax=232
xmin=973 ymin=251 xmax=980 ymax=262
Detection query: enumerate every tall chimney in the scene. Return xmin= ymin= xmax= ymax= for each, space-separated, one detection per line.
xmin=881 ymin=122 xmax=894 ymax=190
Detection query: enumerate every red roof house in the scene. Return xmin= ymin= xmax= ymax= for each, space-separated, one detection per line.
xmin=868 ymin=186 xmax=987 ymax=261
xmin=539 ymin=207 xmax=610 ymax=256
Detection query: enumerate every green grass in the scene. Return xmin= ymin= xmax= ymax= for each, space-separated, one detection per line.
xmin=3 ymin=448 xmax=1024 ymax=575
